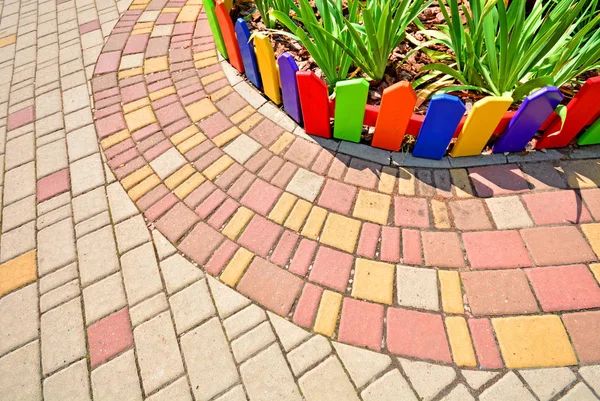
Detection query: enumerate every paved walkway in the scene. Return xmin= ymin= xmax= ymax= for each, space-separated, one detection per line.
xmin=2 ymin=0 xmax=600 ymax=399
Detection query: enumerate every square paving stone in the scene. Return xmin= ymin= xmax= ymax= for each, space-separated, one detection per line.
xmin=237 ymin=215 xmax=282 ymax=257
xmin=422 ymin=231 xmax=465 ymax=268
xmin=344 ymin=158 xmax=379 ymax=189
xmin=396 ymin=265 xmax=439 ymax=311
xmin=0 ymin=341 xmax=41 ymax=401
xmin=317 ymin=179 xmax=357 ymax=215
xmin=562 ymin=311 xmax=600 ymax=363
xmin=485 ymin=196 xmax=534 ymax=230
xmin=320 ymin=213 xmax=361 ymax=253
xmin=351 ymin=259 xmax=395 ymax=305
xmin=394 ymin=196 xmax=429 ymax=228
xmin=0 ymin=284 xmax=38 ymax=355
xmin=154 ymin=203 xmax=199 ymax=242
xmin=179 ymin=222 xmax=225 ymax=265
xmin=223 ymin=134 xmax=261 ymax=164
xmin=469 ymin=164 xmax=529 ymax=197
xmin=353 ymin=190 xmax=391 ymax=225
xmin=522 ymin=190 xmax=592 ymax=225
xmin=462 ymin=230 xmax=532 ymax=269
xmin=286 ymin=168 xmax=324 ymax=202
xmin=241 ymin=179 xmax=282 ymax=215
xmin=521 ymin=226 xmax=596 ymax=266
xmin=284 ymin=138 xmax=321 ymax=168
xmin=308 ymin=246 xmax=354 ymax=292
xmin=338 ymin=298 xmax=384 ymax=351
xmin=581 ymin=189 xmax=600 ymax=220
xmin=450 ymin=199 xmax=492 ymax=231
xmin=91 ymin=350 xmax=142 ymax=401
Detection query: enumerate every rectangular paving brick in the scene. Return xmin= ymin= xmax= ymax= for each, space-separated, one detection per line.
xmin=402 ymin=229 xmax=422 ymax=265
xmin=522 ymin=190 xmax=592 ymax=225
xmin=179 ymin=222 xmax=225 ymax=265
xmin=450 ymin=199 xmax=492 ymax=231
xmin=422 ymin=231 xmax=465 ymax=268
xmin=467 ymin=318 xmax=503 ymax=369
xmin=521 ymin=226 xmax=596 ymax=266
xmin=562 ymin=311 xmax=600 ymax=364
xmin=88 ymin=308 xmax=133 ymax=368
xmin=309 ymin=246 xmax=353 ymax=292
xmin=288 ymin=239 xmax=317 ymax=277
xmin=394 ymin=196 xmax=430 ymax=228
xmin=469 ymin=164 xmax=529 ymax=198
xmin=462 ymin=230 xmax=532 ymax=269
xmin=269 ymin=230 xmax=299 ymax=267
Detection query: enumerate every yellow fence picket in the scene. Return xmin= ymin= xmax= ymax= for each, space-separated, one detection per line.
xmin=254 ymin=34 xmax=281 ymax=105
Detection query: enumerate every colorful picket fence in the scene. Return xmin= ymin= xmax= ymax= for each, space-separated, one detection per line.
xmin=204 ymin=2 xmax=600 ymax=159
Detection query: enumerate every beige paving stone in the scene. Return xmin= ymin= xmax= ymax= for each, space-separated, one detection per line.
xmin=145 ymin=377 xmax=192 ymax=401
xmin=398 ymin=358 xmax=456 ymax=401
xmin=214 ymin=385 xmax=247 ymax=401
xmin=224 ymin=134 xmax=261 ymax=164
xmin=70 ymin=153 xmax=105 ymax=196
xmin=121 ymin=242 xmax=163 ymax=306
xmin=91 ymin=350 xmax=143 ymax=401
xmin=72 ymin=187 xmax=108 ymax=223
xmin=479 ymin=372 xmax=536 ymax=401
xmin=267 ymin=311 xmax=311 ymax=352
xmin=152 ymin=229 xmax=177 ymax=260
xmin=241 ymin=343 xmax=302 ymax=401
xmin=519 ymin=368 xmax=577 ymax=401
xmin=396 ymin=265 xmax=439 ymax=311
xmin=67 ymin=124 xmax=100 ymax=162
xmin=0 ymin=222 xmax=36 ymax=264
xmin=0 ymin=284 xmax=38 ymax=355
xmin=83 ymin=272 xmax=127 ymax=324
xmin=223 ymin=304 xmax=267 ymax=341
xmin=134 ymin=311 xmax=184 ymax=394
xmin=4 ymin=161 xmax=35 ymax=205
xmin=129 ymin=292 xmax=169 ymax=327
xmin=450 ymin=168 xmax=473 ymax=197
xmin=40 ymin=297 xmax=86 ymax=375
xmin=579 ymin=365 xmax=600 ymax=395
xmin=160 ymin=253 xmax=204 ymax=294
xmin=286 ymin=168 xmax=324 ymax=202
xmin=2 ymin=194 xmax=35 ymax=232
xmin=461 ymin=370 xmax=499 ymax=390
xmin=231 ymin=321 xmax=276 ymax=363
xmin=0 ymin=341 xmax=42 ymax=401
xmin=361 ymin=369 xmax=418 ymax=401
xmin=43 ymin=359 xmax=91 ymax=401
xmin=106 ymin=182 xmax=138 ymax=223
xmin=485 ymin=196 xmax=534 ymax=229
xmin=39 ymin=263 xmax=78 ymax=294
xmin=40 ymin=279 xmax=80 ymax=313
xmin=559 ymin=383 xmax=598 ymax=401
xmin=169 ymin=279 xmax=215 ymax=334
xmin=38 ymin=204 xmax=72 ymax=230
xmin=75 ymin=210 xmax=111 ymax=238
xmin=38 ymin=192 xmax=70 ymax=217
xmin=207 ymin=276 xmax=251 ymax=319
xmin=77 ymin=226 xmax=119 ymax=286
xmin=6 ymin=132 xmax=34 ymax=170
xmin=440 ymin=384 xmax=475 ymax=401
xmin=114 ymin=215 xmax=151 ymax=253
xmin=149 ymin=147 xmax=186 ymax=179
xmin=288 ymin=335 xmax=332 ymax=376
xmin=299 ymin=356 xmax=359 ymax=401
xmin=181 ymin=317 xmax=240 ymax=401
xmin=37 ymin=218 xmax=76 ymax=275
xmin=333 ymin=342 xmax=391 ymax=388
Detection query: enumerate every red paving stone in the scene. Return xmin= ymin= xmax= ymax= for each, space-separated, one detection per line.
xmin=308 ymin=246 xmax=353 ymax=291
xmin=468 ymin=318 xmax=503 ymax=369
xmin=237 ymin=215 xmax=282 ymax=257
xmin=284 ymin=139 xmax=321 ymax=168
xmin=469 ymin=164 xmax=529 ymax=198
xmin=195 ymin=189 xmax=227 ymax=219
xmin=199 ymin=112 xmax=233 ymax=138
xmin=462 ymin=231 xmax=532 ymax=269
xmin=95 ymin=51 xmax=121 ymax=74
xmin=526 ymin=265 xmax=600 ymax=312
xmin=422 ymin=231 xmax=465 ymax=268
xmin=37 ymin=168 xmax=70 ymax=202
xmin=386 ymin=307 xmax=452 ymax=363
xmin=317 ymin=179 xmax=357 ymax=215
xmin=207 ymin=199 xmax=239 ymax=229
xmin=248 ymin=119 xmax=283 ymax=148
xmin=87 ymin=308 xmax=133 ymax=368
xmin=356 ymin=223 xmax=380 ymax=259
xmin=402 ymin=229 xmax=422 ymax=265
xmin=237 ymin=258 xmax=303 ymax=316
xmin=449 ymin=199 xmax=492 ymax=231
xmin=581 ymin=188 xmax=600 ymax=220
xmin=380 ymin=227 xmax=400 ymax=263
xmin=179 ymin=222 xmax=224 ymax=265
xmin=270 ymin=230 xmax=299 ymax=267
xmin=240 ymin=179 xmax=282 ymax=215
xmin=155 ymin=203 xmax=200 ymax=242
xmin=145 ymin=193 xmax=179 ymax=222
xmin=461 ymin=270 xmax=539 ymax=315
xmin=521 ymin=226 xmax=597 ymax=266
xmin=394 ymin=196 xmax=430 ymax=228
xmin=293 ymin=283 xmax=323 ymax=328
xmin=522 ymin=191 xmax=592 ymax=225
xmin=288 ymin=239 xmax=317 ymax=277
xmin=344 ymin=158 xmax=379 ymax=189
xmin=338 ymin=298 xmax=384 ymax=351
xmin=205 ymin=240 xmax=239 ymax=276
xmin=7 ymin=106 xmax=34 ymax=131
xmin=562 ymin=311 xmax=600 ymax=363
xmin=79 ymin=19 xmax=100 ymax=34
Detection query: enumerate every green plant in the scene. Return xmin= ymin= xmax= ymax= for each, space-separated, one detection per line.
xmin=420 ymin=0 xmax=600 ymax=101
xmin=254 ymin=0 xmax=298 ymax=29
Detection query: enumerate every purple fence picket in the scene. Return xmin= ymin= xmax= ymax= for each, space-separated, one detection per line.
xmin=277 ymin=53 xmax=302 ymax=124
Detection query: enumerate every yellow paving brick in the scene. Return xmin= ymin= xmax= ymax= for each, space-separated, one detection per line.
xmin=118 ymin=67 xmax=144 ymax=79
xmin=239 ymin=113 xmax=263 ymax=132
xmin=149 ymin=86 xmax=176 ymax=101
xmin=269 ymin=131 xmax=295 ymax=155
xmin=445 ymin=316 xmax=477 ymax=367
xmin=194 ymin=50 xmax=217 ymax=61
xmin=562 ymin=160 xmax=600 ymax=189
xmin=195 ymin=57 xmax=219 ymax=69
xmin=581 ymin=223 xmax=600 ymax=257
xmin=128 ymin=174 xmax=160 ymax=201
xmin=313 ymin=290 xmax=342 ymax=337
xmin=222 ymin=207 xmax=255 ymax=240
xmin=176 ymin=5 xmax=201 ymax=22
xmin=100 ymin=129 xmax=130 ymax=149
xmin=0 ymin=250 xmax=37 ymax=297
xmin=283 ymin=199 xmax=312 ymax=232
xmin=185 ymin=98 xmax=217 ymax=122
xmin=133 ymin=22 xmax=154 ymax=29
xmin=590 ymin=263 xmax=600 ymax=284
xmin=129 ymin=4 xmax=146 ymax=9
xmin=220 ymin=248 xmax=254 ymax=286
xmin=132 ymin=27 xmax=152 ymax=35
xmin=211 ymin=86 xmax=234 ymax=102
xmin=268 ymin=193 xmax=297 ymax=224
xmin=450 ymin=169 xmax=473 ymax=197
xmin=213 ymin=127 xmax=241 ymax=147
xmin=125 ymin=105 xmax=156 ymax=132
xmin=398 ymin=167 xmax=416 ymax=196
xmin=162 ymin=7 xmax=181 ymax=12
xmin=177 ymin=132 xmax=207 ymax=154
xmin=0 ymin=34 xmax=17 ymax=48
xmin=353 ymin=190 xmax=391 ymax=225
xmin=144 ymin=56 xmax=169 ymax=74
xmin=351 ymin=259 xmax=394 ymax=304
xmin=121 ymin=165 xmax=153 ymax=190
xmin=378 ymin=166 xmax=397 ymax=194
xmin=170 ymin=125 xmax=199 ymax=145
xmin=438 ymin=270 xmax=464 ymax=314
xmin=492 ymin=315 xmax=578 ymax=368
xmin=431 ymin=199 xmax=451 ymax=229
xmin=174 ymin=172 xmax=205 ymax=199
xmin=301 ymin=207 xmax=327 ymax=240
xmin=122 ymin=97 xmax=150 ymax=114
xmin=164 ymin=165 xmax=195 ymax=190
xmin=320 ymin=213 xmax=361 ymax=253
xmin=230 ymin=105 xmax=254 ymax=124
xmin=203 ymin=155 xmax=233 ymax=180
xmin=200 ymin=71 xmax=226 ymax=86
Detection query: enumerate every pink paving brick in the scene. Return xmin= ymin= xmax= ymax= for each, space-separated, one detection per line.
xmin=522 ymin=190 xmax=592 ymax=225
xmin=195 ymin=189 xmax=227 ymax=219
xmin=237 ymin=215 xmax=282 ymax=257
xmin=146 ymin=37 xmax=170 ymax=58
xmin=237 ymin=258 xmax=303 ymax=316
xmin=386 ymin=307 xmax=452 ymax=363
xmin=271 ymin=162 xmax=297 ymax=189
xmin=155 ymin=102 xmax=187 ymax=127
xmin=402 ymin=229 xmax=422 ymax=265
xmin=96 ymin=112 xmax=127 ymax=138
xmin=108 ymin=148 xmax=139 ymax=169
xmin=95 ymin=51 xmax=121 ymax=74
xmin=245 ymin=149 xmax=272 ymax=173
xmin=216 ymin=92 xmax=248 ymax=116
xmin=248 ymin=119 xmax=284 ymax=148
xmin=136 ymin=184 xmax=170 ymax=211
xmin=317 ymin=179 xmax=357 ymax=215
xmin=288 ymin=239 xmax=317 ymax=277
xmin=284 ymin=138 xmax=321 ymax=168
xmin=462 ymin=230 xmax=531 ymax=269
xmin=356 ymin=223 xmax=380 ymax=259
xmin=257 ymin=157 xmax=284 ymax=182
xmin=450 ymin=199 xmax=492 ymax=231
xmin=380 ymin=227 xmax=401 ymax=263
xmin=526 ymin=265 xmax=600 ymax=312
xmin=157 ymin=12 xmax=177 ymax=24
xmin=144 ymin=193 xmax=178 ymax=222
xmin=105 ymin=138 xmax=135 ymax=160
xmin=521 ymin=226 xmax=597 ymax=266
xmin=7 ymin=106 xmax=34 ymax=131
xmin=115 ymin=158 xmax=146 ymax=179
xmin=328 ymin=154 xmax=350 ymax=180
xmin=461 ymin=270 xmax=539 ymax=315
xmin=194 ymin=148 xmax=224 ymax=171
xmin=186 ymin=140 xmax=215 ymax=162
xmin=179 ymin=222 xmax=225 ymax=265
xmin=198 ymin=112 xmax=233 ymax=138
xmin=37 ymin=169 xmax=70 ymax=202
xmin=469 ymin=164 xmax=529 ymax=198
xmin=270 ymin=230 xmax=299 ymax=267
xmin=468 ymin=318 xmax=503 ymax=369
xmin=240 ymin=179 xmax=282 ymax=216
xmin=79 ymin=19 xmax=100 ymax=34
xmin=215 ymin=164 xmax=244 ymax=190
xmin=562 ymin=311 xmax=600 ymax=363
xmin=131 ymin=123 xmax=161 ymax=142
xmin=124 ymin=34 xmax=149 ymax=54
xmin=155 ymin=203 xmax=200 ymax=242
xmin=121 ymin=82 xmax=147 ymax=104
xmin=228 ymin=171 xmax=256 ymax=200
xmin=95 ymin=104 xmax=122 ymax=120
xmin=311 ymin=149 xmax=334 ymax=175
xmin=292 ymin=283 xmax=323 ymax=328
xmin=308 ymin=246 xmax=353 ymax=291
xmin=207 ymin=199 xmax=239 ymax=229
xmin=205 ymin=240 xmax=239 ymax=276
xmin=143 ymin=140 xmax=172 ymax=161
xmin=422 ymin=231 xmax=465 ymax=268
xmin=92 ymin=73 xmax=118 ymax=92
xmin=338 ymin=298 xmax=384 ymax=351
xmin=344 ymin=158 xmax=379 ymax=189
xmin=87 ymin=308 xmax=133 ymax=368
xmin=394 ymin=196 xmax=430 ymax=228
xmin=582 ymin=188 xmax=600 ymax=220
xmin=163 ymin=118 xmax=192 ymax=137
xmin=184 ymin=180 xmax=216 ymax=209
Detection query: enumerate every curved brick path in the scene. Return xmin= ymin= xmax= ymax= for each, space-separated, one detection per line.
xmin=2 ymin=0 xmax=600 ymax=398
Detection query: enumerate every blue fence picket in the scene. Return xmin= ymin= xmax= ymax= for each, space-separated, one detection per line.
xmin=412 ymin=94 xmax=466 ymax=160
xmin=277 ymin=53 xmax=302 ymax=124
xmin=234 ymin=19 xmax=262 ymax=89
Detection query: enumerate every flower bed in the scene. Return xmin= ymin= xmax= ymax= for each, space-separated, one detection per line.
xmin=204 ymin=0 xmax=600 ymax=160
